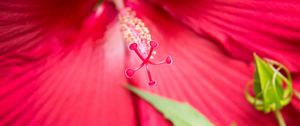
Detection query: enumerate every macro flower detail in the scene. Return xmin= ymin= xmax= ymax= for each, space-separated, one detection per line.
xmin=1 ymin=0 xmax=300 ymax=126
xmin=119 ymin=8 xmax=172 ymax=86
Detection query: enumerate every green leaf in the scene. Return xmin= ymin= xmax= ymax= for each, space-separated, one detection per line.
xmin=126 ymin=85 xmax=214 ymax=126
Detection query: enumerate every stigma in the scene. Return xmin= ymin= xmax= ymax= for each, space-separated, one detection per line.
xmin=119 ymin=8 xmax=172 ymax=86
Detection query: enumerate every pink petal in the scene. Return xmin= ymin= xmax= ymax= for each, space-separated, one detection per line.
xmin=0 ymin=2 xmax=136 ymax=126
xmin=291 ymin=74 xmax=300 ymax=112
xmin=125 ymin=1 xmax=300 ymax=126
xmin=146 ymin=0 xmax=300 ymax=73
xmin=0 ymin=0 xmax=97 ymax=53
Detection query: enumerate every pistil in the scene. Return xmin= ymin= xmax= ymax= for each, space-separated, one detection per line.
xmin=119 ymin=8 xmax=172 ymax=86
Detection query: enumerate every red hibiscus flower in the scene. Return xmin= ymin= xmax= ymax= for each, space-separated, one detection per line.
xmin=0 ymin=0 xmax=300 ymax=126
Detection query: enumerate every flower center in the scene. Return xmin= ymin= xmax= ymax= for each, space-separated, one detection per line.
xmin=119 ymin=8 xmax=172 ymax=86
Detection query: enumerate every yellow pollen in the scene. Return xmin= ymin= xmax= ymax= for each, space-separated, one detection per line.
xmin=118 ymin=8 xmax=152 ymax=56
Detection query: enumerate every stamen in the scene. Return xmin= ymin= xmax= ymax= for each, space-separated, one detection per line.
xmin=119 ymin=8 xmax=172 ymax=86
